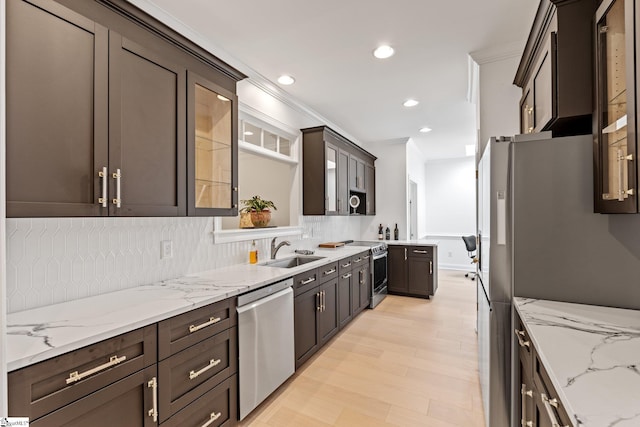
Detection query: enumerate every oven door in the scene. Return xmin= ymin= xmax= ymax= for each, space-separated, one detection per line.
xmin=372 ymin=251 xmax=388 ymax=292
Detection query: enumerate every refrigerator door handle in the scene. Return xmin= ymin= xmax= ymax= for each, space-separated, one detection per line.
xmin=477 ymin=276 xmax=492 ymax=312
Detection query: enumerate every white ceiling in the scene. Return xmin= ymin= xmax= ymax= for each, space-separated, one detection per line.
xmin=137 ymin=0 xmax=539 ymax=159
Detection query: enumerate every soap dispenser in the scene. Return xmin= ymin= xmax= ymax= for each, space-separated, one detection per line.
xmin=249 ymin=240 xmax=258 ymax=264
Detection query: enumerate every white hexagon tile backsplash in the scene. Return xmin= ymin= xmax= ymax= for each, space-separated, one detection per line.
xmin=5 ymin=215 xmax=364 ymax=313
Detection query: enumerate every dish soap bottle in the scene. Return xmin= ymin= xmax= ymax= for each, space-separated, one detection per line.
xmin=249 ymin=240 xmax=258 ymax=264
xmin=385 ymin=226 xmax=391 ymax=240
xmin=394 ymin=223 xmax=399 ymax=240
xmin=378 ymin=224 xmax=384 ymax=240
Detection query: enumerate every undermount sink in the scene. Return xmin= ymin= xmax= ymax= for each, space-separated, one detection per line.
xmin=261 ymin=256 xmax=325 ymax=268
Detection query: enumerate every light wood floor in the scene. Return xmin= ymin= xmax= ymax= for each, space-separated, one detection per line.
xmin=240 ymin=270 xmax=485 ymax=427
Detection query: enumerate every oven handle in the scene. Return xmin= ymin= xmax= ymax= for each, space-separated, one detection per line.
xmin=372 ymin=251 xmax=388 ymax=261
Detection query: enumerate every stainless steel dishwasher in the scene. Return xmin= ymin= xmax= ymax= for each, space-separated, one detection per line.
xmin=237 ymin=277 xmax=294 ymax=420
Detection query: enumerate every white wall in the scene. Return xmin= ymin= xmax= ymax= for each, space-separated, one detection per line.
xmin=361 ymin=139 xmax=408 ymax=240
xmin=425 ymin=157 xmax=476 ymax=270
xmin=478 ymin=55 xmax=522 ymax=155
xmin=406 ymin=139 xmax=428 ymax=240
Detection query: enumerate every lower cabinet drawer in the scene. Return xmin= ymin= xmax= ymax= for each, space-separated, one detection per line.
xmin=162 ymin=375 xmax=237 ymax=427
xmin=9 ymin=325 xmax=157 ymax=421
xmin=158 ymin=298 xmax=236 ymax=360
xmin=293 ymin=268 xmax=319 ymax=296
xmin=29 ymin=365 xmax=158 ymax=427
xmin=158 ymin=327 xmax=237 ymax=422
xmin=533 ymin=351 xmax=572 ymax=427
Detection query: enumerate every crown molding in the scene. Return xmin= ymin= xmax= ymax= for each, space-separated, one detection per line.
xmin=470 ymin=40 xmax=526 ymax=65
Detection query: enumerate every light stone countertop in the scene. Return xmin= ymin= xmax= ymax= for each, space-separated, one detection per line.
xmin=6 ymin=245 xmax=370 ymax=372
xmin=514 ymin=297 xmax=640 ymax=427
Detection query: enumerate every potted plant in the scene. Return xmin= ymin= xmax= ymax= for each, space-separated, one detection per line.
xmin=240 ymin=195 xmax=277 ymax=227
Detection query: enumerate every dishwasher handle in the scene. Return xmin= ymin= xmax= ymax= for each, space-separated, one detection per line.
xmin=237 ymin=285 xmax=293 ymax=314
xmin=237 ymin=278 xmax=294 ymax=308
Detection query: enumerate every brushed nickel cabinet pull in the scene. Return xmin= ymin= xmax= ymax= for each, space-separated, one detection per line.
xmin=112 ymin=168 xmax=122 ymax=207
xmin=66 ymin=355 xmax=126 ymax=384
xmin=202 ymin=412 xmax=222 ymax=427
xmin=341 ymin=262 xmax=351 ymax=268
xmin=541 ymin=393 xmax=568 ymax=427
xmin=342 ymin=273 xmax=352 ymax=279
xmin=514 ymin=329 xmax=530 ymax=348
xmin=147 ymin=377 xmax=158 ymax=422
xmin=98 ymin=167 xmax=107 ymax=207
xmin=430 ymin=260 xmax=433 ymax=274
xmin=404 ymin=248 xmax=407 ymax=261
xmin=354 ymin=257 xmax=362 ymax=263
xmin=189 ymin=358 xmax=221 ymax=380
xmin=413 ymin=249 xmax=428 ymax=254
xmin=317 ymin=292 xmax=321 ymax=311
xmin=189 ymin=316 xmax=222 ymax=333
xmin=521 ymin=383 xmax=534 ymax=427
xmin=323 ymin=268 xmax=336 ymax=275
xmin=301 ymin=277 xmax=316 ymax=285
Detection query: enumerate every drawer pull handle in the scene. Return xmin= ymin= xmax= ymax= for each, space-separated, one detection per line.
xmin=323 ymin=268 xmax=336 ymax=275
xmin=364 ymin=255 xmax=370 ymax=259
xmin=341 ymin=262 xmax=351 ymax=268
xmin=514 ymin=329 xmax=530 ymax=348
xmin=202 ymin=411 xmax=222 ymax=427
xmin=342 ymin=273 xmax=352 ymax=279
xmin=66 ymin=355 xmax=126 ymax=384
xmin=190 ymin=358 xmax=221 ymax=380
xmin=354 ymin=257 xmax=362 ymax=262
xmin=413 ymin=250 xmax=428 ymax=254
xmin=541 ymin=393 xmax=568 ymax=427
xmin=301 ymin=277 xmax=316 ymax=285
xmin=148 ymin=376 xmax=158 ymax=422
xmin=189 ymin=316 xmax=222 ymax=333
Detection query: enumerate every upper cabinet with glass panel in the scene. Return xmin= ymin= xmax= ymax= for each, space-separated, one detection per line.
xmin=240 ymin=119 xmax=293 ymax=160
xmin=187 ymin=71 xmax=239 ymax=216
xmin=594 ymin=0 xmax=638 ymax=213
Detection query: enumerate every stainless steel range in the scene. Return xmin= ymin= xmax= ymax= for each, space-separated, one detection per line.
xmin=347 ymin=241 xmax=388 ymax=308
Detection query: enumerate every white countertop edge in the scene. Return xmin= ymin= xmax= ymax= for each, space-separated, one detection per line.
xmin=385 ymin=239 xmax=439 ymax=246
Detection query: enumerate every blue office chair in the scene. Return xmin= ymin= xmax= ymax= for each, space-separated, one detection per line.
xmin=461 ymin=235 xmax=477 ymax=280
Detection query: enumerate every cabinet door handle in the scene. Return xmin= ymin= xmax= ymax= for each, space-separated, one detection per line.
xmin=404 ymin=248 xmax=407 ymax=261
xmin=429 ymin=260 xmax=433 ymax=274
xmin=301 ymin=277 xmax=316 ymax=285
xmin=527 ymin=126 xmax=534 ymax=134
xmin=514 ymin=329 xmax=530 ymax=348
xmin=147 ymin=376 xmax=158 ymax=422
xmin=323 ymin=268 xmax=336 ymax=275
xmin=98 ymin=167 xmax=107 ymax=207
xmin=66 ymin=355 xmax=126 ymax=384
xmin=412 ymin=250 xmax=428 ymax=254
xmin=521 ymin=383 xmax=534 ymax=427
xmin=189 ymin=358 xmax=221 ymax=380
xmin=201 ymin=412 xmax=222 ymax=427
xmin=317 ymin=292 xmax=321 ymax=311
xmin=541 ymin=393 xmax=568 ymax=427
xmin=112 ymin=168 xmax=122 ymax=207
xmin=189 ymin=316 xmax=222 ymax=333
xmin=342 ymin=273 xmax=352 ymax=279
xmin=322 ymin=290 xmax=326 ymax=312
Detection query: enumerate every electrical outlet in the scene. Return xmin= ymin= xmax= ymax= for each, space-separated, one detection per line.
xmin=448 ymin=251 xmax=453 ymax=258
xmin=161 ymin=240 xmax=173 ymax=259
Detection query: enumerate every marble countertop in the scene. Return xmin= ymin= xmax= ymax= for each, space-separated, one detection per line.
xmin=385 ymin=239 xmax=439 ymax=246
xmin=514 ymin=298 xmax=640 ymax=427
xmin=6 ymin=245 xmax=369 ymax=372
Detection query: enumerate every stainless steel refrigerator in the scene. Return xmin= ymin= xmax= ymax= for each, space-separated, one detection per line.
xmin=476 ymin=132 xmax=594 ymax=427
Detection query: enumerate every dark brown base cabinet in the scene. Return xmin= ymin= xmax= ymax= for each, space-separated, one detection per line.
xmin=515 ymin=311 xmax=572 ymax=427
xmin=9 ymin=298 xmax=238 ymax=426
xmin=294 ymin=254 xmax=369 ymax=370
xmin=6 ymin=0 xmax=244 ymax=218
xmin=387 ymin=246 xmax=437 ymax=298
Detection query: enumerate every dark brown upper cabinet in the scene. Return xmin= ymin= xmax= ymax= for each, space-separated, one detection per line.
xmin=593 ymin=0 xmax=638 ymax=213
xmin=187 ymin=72 xmax=239 ymax=216
xmin=301 ymin=126 xmax=376 ymax=216
xmin=109 ymin=33 xmax=186 ymax=217
xmin=6 ymin=0 xmax=109 ymax=217
xmin=6 ymin=0 xmax=245 ymax=218
xmin=514 ymin=0 xmax=597 ymax=137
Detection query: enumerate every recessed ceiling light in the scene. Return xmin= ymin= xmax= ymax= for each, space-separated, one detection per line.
xmin=403 ymin=99 xmax=419 ymax=107
xmin=217 ymin=94 xmax=230 ymax=102
xmin=244 ymin=131 xmax=254 ymax=136
xmin=373 ymin=45 xmax=395 ymax=59
xmin=277 ymin=75 xmax=295 ymax=85
xmin=419 ymin=127 xmax=432 ymax=133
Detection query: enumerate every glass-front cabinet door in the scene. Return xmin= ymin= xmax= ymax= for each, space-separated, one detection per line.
xmin=326 ymin=143 xmax=338 ymax=214
xmin=187 ymin=71 xmax=238 ymax=216
xmin=594 ymin=0 xmax=637 ymax=213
